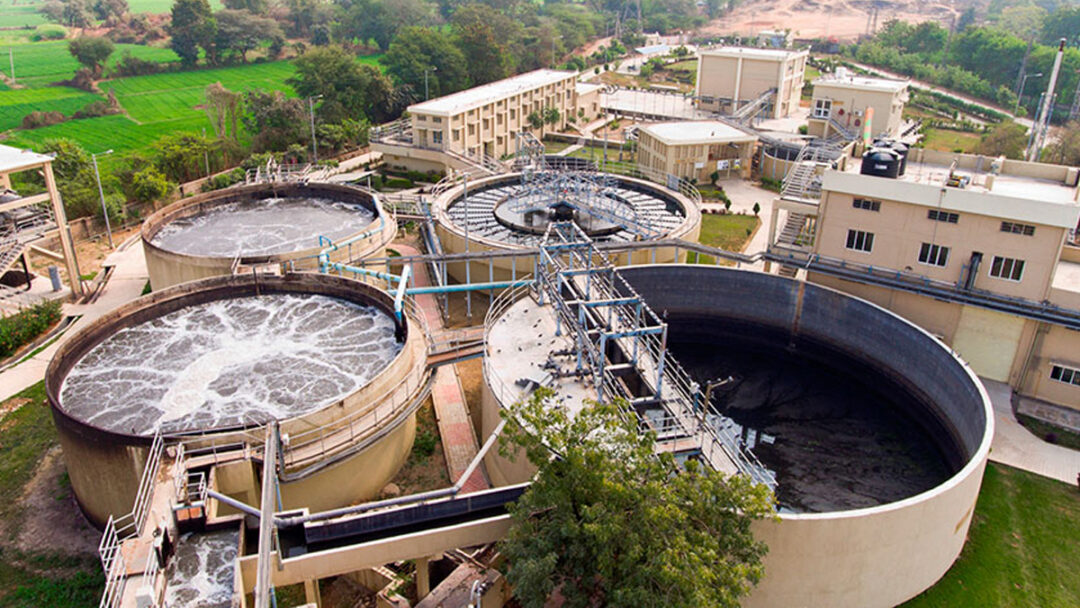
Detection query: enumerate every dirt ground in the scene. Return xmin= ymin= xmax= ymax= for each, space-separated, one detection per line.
xmin=6 ymin=446 xmax=99 ymax=558
xmin=702 ymin=0 xmax=957 ymax=41
xmin=27 ymin=225 xmax=141 ymax=287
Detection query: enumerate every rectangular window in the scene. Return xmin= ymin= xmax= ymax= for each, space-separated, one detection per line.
xmin=989 ymin=256 xmax=1024 ymax=281
xmin=813 ymin=98 xmax=832 ymax=119
xmin=1000 ymin=221 xmax=1035 ymax=236
xmin=928 ymin=209 xmax=959 ymax=223
xmin=432 ymin=116 xmax=442 ymax=124
xmin=432 ymin=131 xmax=443 ymax=144
xmin=1050 ymin=364 xmax=1080 ymax=387
xmin=853 ymin=198 xmax=880 ymax=211
xmin=845 ymin=229 xmax=874 ymax=252
xmin=918 ymin=243 xmax=950 ymax=267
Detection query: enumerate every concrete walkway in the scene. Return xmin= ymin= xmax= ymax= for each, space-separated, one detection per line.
xmin=983 ymin=379 xmax=1080 ymax=485
xmin=699 ymin=178 xmax=775 ymax=271
xmin=0 ymin=235 xmax=149 ymax=401
xmin=394 ymin=244 xmax=488 ymax=494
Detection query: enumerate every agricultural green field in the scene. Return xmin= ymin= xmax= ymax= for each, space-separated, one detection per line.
xmin=0 ymin=1 xmax=48 ymax=28
xmin=6 ymin=113 xmax=208 ymax=154
xmin=0 ymin=86 xmax=103 ymax=130
xmin=2 ymin=41 xmax=179 ymax=87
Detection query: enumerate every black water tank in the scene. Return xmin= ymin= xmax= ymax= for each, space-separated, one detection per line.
xmin=873 ymin=139 xmax=909 ymax=175
xmin=861 ymin=148 xmax=901 ymax=178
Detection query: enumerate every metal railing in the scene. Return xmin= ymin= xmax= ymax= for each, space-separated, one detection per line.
xmin=482 ymin=277 xmax=539 ymax=408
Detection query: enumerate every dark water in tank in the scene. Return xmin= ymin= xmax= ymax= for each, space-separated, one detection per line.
xmin=669 ymin=331 xmax=956 ymax=514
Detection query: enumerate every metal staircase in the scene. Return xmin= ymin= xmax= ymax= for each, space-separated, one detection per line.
xmin=732 ymin=87 xmax=776 ymax=123
xmin=780 ymin=142 xmax=844 ymax=201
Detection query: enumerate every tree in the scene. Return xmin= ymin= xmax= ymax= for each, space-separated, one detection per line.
xmin=957 ymin=7 xmax=976 ymax=32
xmin=128 ymin=166 xmax=172 ymax=203
xmin=68 ymin=36 xmax=115 ymax=77
xmin=169 ymin=0 xmax=216 ymax=66
xmin=204 ymin=82 xmax=241 ymax=142
xmin=36 ymin=138 xmax=101 ymax=219
xmin=542 ymin=106 xmax=561 ymax=134
xmin=213 ymin=9 xmax=283 ymax=63
xmin=92 ymin=0 xmax=128 ymax=21
xmin=453 ymin=20 xmax=510 ymax=86
xmin=526 ymin=110 xmax=544 ymax=137
xmin=499 ymin=389 xmax=774 ymax=608
xmin=222 ymin=0 xmax=267 ymax=14
xmin=287 ymin=45 xmax=396 ymax=124
xmin=977 ymin=122 xmax=1028 ymax=160
xmin=384 ymin=26 xmax=470 ymax=101
xmin=153 ymin=132 xmax=214 ymax=182
xmin=242 ymin=89 xmax=308 ymax=152
xmin=1045 ymin=120 xmax=1080 ymax=165
xmin=62 ymin=0 xmax=92 ymax=27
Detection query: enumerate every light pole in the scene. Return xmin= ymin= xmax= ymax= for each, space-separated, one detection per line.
xmin=201 ymin=128 xmax=211 ymax=178
xmin=92 ymin=149 xmax=114 ymax=248
xmin=1016 ymin=71 xmax=1042 ymax=115
xmin=307 ymin=95 xmax=322 ymax=164
xmin=423 ymin=65 xmax=437 ymax=101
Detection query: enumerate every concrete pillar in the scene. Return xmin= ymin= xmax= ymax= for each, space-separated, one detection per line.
xmin=733 ymin=57 xmax=744 ymax=114
xmin=416 ymin=556 xmax=432 ymax=599
xmin=303 ymin=579 xmax=321 ymax=608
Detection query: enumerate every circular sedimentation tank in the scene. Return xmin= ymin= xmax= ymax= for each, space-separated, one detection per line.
xmin=46 ymin=272 xmax=428 ymax=527
xmin=142 ymin=182 xmax=396 ymax=290
xmin=480 ymin=265 xmax=992 ymax=608
xmin=433 ymin=171 xmax=701 ymax=282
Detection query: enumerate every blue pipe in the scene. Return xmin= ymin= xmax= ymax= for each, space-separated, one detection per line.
xmin=394 ymin=265 xmax=412 ymax=323
xmin=405 ymin=279 xmax=534 ymax=295
xmin=327 ymin=262 xmax=403 ymax=284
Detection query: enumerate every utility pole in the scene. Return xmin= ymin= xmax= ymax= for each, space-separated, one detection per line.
xmin=423 ymin=65 xmax=437 ymax=100
xmin=307 ymin=95 xmax=322 ymax=164
xmin=1015 ymin=37 xmax=1035 ymax=97
xmin=202 ymin=128 xmax=211 ymax=178
xmin=1028 ymin=38 xmax=1066 ymax=162
xmin=91 ymin=150 xmax=115 ymax=248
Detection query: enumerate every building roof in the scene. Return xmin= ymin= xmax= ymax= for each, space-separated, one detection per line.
xmin=0 ymin=144 xmax=53 ymax=175
xmin=813 ymin=72 xmax=908 ymax=94
xmin=639 ymin=121 xmax=757 ymax=146
xmin=698 ymin=46 xmax=807 ymax=62
xmin=575 ymin=82 xmax=603 ymax=96
xmin=825 ymin=158 xmax=1080 ymax=229
xmin=635 ymin=44 xmax=671 ymax=55
xmin=408 ymin=69 xmax=577 ymax=117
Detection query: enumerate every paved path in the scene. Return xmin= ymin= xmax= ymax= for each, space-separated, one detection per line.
xmin=699 ymin=178 xmax=775 ymax=271
xmin=983 ymin=379 xmax=1080 ymax=484
xmin=395 ymin=244 xmax=488 ymax=493
xmin=0 ymin=235 xmax=149 ymax=401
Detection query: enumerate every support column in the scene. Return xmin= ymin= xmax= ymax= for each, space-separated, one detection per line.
xmin=304 ymin=579 xmax=321 ymax=608
xmin=43 ymin=162 xmax=83 ymax=298
xmin=416 ymin=556 xmax=432 ymax=599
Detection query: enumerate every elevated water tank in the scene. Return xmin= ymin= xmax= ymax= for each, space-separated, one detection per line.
xmin=860 ymin=148 xmax=901 ymax=179
xmin=873 ymin=139 xmax=909 ymax=175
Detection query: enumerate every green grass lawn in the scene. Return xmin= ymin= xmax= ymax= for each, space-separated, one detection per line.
xmin=2 ymin=41 xmax=179 ymax=88
xmin=690 ymin=213 xmax=759 ymax=264
xmin=920 ymin=128 xmax=982 ymax=154
xmin=0 ymin=2 xmax=47 ymax=28
xmin=805 ymin=65 xmax=821 ymax=82
xmin=903 ymin=463 xmax=1080 ymax=607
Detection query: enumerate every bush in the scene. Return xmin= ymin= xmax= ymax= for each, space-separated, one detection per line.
xmin=72 ymin=99 xmax=118 ymax=119
xmin=21 ymin=111 xmax=66 ymax=129
xmin=128 ymin=166 xmax=172 ymax=203
xmin=760 ymin=177 xmax=783 ymax=193
xmin=0 ymin=300 xmax=63 ymax=359
xmin=201 ymin=168 xmax=245 ymax=192
xmin=31 ymin=24 xmax=67 ymax=41
xmin=110 ymin=52 xmax=164 ymax=77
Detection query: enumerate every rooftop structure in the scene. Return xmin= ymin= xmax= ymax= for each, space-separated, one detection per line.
xmin=637 ymin=121 xmax=758 ymax=181
xmin=637 ymin=120 xmax=757 ymax=146
xmin=696 ymin=46 xmax=808 ymax=119
xmin=808 ymin=68 xmax=909 ymax=139
xmin=407 ymin=69 xmax=577 ymax=117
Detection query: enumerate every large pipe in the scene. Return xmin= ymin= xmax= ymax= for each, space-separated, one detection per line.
xmin=1028 ymin=38 xmax=1065 ymax=161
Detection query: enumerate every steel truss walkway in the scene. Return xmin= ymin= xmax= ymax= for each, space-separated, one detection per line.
xmin=535 ymin=222 xmax=775 ymax=487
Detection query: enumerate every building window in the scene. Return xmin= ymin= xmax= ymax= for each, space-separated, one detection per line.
xmin=918 ymin=243 xmax=949 ymax=267
xmin=1050 ymin=364 xmax=1080 ymax=386
xmin=432 ymin=117 xmax=442 ymax=124
xmin=853 ymin=198 xmax=880 ymax=211
xmin=813 ymin=99 xmax=832 ymax=119
xmin=432 ymin=131 xmax=443 ymax=144
xmin=1001 ymin=221 xmax=1035 ymax=236
xmin=989 ymin=256 xmax=1024 ymax=281
xmin=846 ymin=229 xmax=874 ymax=253
xmin=928 ymin=209 xmax=959 ymax=224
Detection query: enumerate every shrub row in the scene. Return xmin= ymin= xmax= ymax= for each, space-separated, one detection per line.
xmin=0 ymin=299 xmax=63 ymax=360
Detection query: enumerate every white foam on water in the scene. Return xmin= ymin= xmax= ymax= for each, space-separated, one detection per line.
xmin=163 ymin=529 xmax=239 ymax=608
xmin=60 ymin=294 xmax=402 ymax=436
xmin=151 ymin=197 xmax=375 ymax=257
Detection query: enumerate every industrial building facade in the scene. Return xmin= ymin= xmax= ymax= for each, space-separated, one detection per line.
xmin=636 ymin=121 xmax=758 ymax=181
xmin=806 ymin=71 xmax=909 ymax=139
xmin=772 ymin=149 xmax=1080 ymax=412
xmin=695 ymin=46 xmax=808 ymax=119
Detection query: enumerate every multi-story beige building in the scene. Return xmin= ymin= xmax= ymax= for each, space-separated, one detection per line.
xmin=374 ymin=70 xmax=602 ymax=174
xmin=769 ymin=148 xmax=1080 ymax=412
xmin=637 ymin=121 xmax=757 ymax=181
xmin=807 ymin=69 xmax=909 ymax=139
xmin=695 ymin=46 xmax=808 ymax=119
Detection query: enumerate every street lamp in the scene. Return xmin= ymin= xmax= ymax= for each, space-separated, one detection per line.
xmin=423 ymin=65 xmax=438 ymax=101
xmin=92 ymin=149 xmax=114 ymax=248
xmin=307 ymin=95 xmax=323 ymax=165
xmin=1017 ymin=72 xmax=1043 ymax=115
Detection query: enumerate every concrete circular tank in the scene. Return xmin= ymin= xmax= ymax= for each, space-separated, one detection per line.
xmin=142 ymin=182 xmax=397 ymax=291
xmin=479 ymin=265 xmax=992 ymax=608
xmin=46 ymin=272 xmax=428 ymax=528
xmin=433 ymin=172 xmax=701 ymax=283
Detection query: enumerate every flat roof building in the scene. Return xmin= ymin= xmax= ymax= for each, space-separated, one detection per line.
xmin=808 ymin=69 xmax=909 ymax=140
xmin=768 ymin=147 xmax=1080 ymax=413
xmin=695 ymin=46 xmax=808 ymax=119
xmin=374 ymin=70 xmax=601 ymax=175
xmin=637 ymin=121 xmax=758 ymax=181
